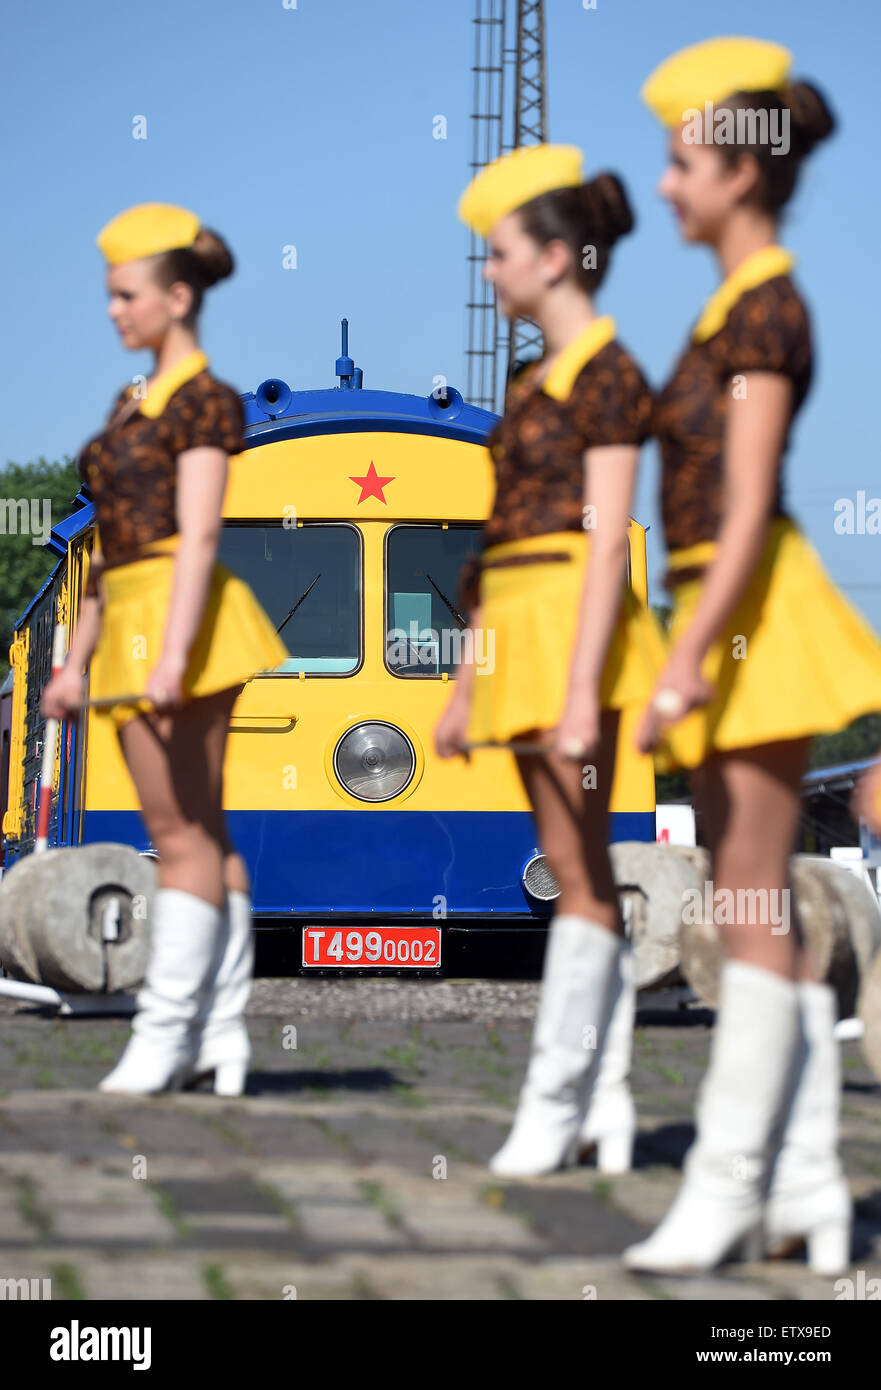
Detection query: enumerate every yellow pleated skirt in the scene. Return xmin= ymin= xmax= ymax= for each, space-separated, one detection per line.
xmin=465 ymin=530 xmax=668 ymax=746
xmin=89 ymin=534 xmax=290 ymax=729
xmin=657 ymin=518 xmax=881 ymax=771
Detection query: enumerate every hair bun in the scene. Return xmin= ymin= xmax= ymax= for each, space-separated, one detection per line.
xmin=581 ymin=172 xmax=634 ymax=246
xmin=786 ymin=80 xmax=836 ymax=156
xmin=190 ymin=226 xmax=235 ymax=287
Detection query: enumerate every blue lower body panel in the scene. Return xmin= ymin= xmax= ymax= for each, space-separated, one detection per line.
xmin=77 ymin=809 xmax=655 ymax=916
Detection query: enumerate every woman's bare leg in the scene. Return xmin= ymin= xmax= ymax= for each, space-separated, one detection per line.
xmin=513 ymin=710 xmax=623 ymax=931
xmin=116 ymin=685 xmax=246 ymax=907
xmin=692 ymin=738 xmax=817 ymax=980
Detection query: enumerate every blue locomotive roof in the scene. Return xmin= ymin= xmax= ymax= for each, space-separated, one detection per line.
xmin=46 ymin=498 xmax=94 ymax=555
xmin=241 ymin=383 xmax=497 ymax=447
xmin=14 ymin=547 xmax=68 ymax=626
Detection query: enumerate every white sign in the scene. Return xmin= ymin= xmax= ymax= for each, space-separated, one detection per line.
xmin=656 ymin=803 xmax=696 ymax=847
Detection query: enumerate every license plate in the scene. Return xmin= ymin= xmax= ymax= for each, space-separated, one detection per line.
xmin=301 ymin=925 xmax=442 ymax=969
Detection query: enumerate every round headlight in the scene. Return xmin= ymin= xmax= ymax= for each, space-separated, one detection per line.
xmin=334 ymin=721 xmax=416 ymax=802
xmin=522 ymin=852 xmax=560 ymax=901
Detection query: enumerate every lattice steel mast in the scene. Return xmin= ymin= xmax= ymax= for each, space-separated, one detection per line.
xmin=464 ymin=0 xmax=547 ymax=413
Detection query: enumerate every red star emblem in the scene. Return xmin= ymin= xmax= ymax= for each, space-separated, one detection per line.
xmin=349 ymin=460 xmax=394 ymax=504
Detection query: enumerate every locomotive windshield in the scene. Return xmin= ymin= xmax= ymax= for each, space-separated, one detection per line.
xmin=217 ymin=522 xmax=360 ymax=674
xmin=385 ymin=524 xmax=483 ymax=677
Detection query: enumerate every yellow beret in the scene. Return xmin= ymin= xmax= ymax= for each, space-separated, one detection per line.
xmin=97 ymin=202 xmax=200 ymax=265
xmin=642 ymin=36 xmax=792 ymax=127
xmin=458 ymin=144 xmax=583 ymax=237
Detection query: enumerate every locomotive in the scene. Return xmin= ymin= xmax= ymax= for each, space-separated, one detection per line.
xmin=1 ymin=323 xmax=656 ymax=974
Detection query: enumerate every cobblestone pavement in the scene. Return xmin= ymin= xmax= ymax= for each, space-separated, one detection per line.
xmin=0 ymin=982 xmax=879 ymax=1301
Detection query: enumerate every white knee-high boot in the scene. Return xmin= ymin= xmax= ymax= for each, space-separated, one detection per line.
xmin=489 ymin=914 xmax=624 ymax=1177
xmin=186 ymin=888 xmax=254 ymax=1096
xmin=99 ymin=888 xmax=227 ymax=1095
xmin=623 ymin=960 xmax=802 ymax=1273
xmin=764 ymin=981 xmax=852 ymax=1274
xmin=578 ymin=939 xmax=636 ymax=1173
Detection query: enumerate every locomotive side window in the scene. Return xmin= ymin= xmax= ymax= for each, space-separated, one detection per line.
xmin=385 ymin=524 xmax=483 ymax=678
xmin=217 ymin=522 xmax=361 ymax=675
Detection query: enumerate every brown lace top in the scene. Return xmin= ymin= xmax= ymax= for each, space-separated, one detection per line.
xmin=457 ymin=338 xmax=652 ymax=615
xmin=77 ymin=370 xmax=244 ymax=596
xmin=655 ymin=275 xmax=812 ymax=577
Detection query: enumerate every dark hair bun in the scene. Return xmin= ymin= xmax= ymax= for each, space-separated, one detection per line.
xmin=190 ymin=226 xmax=235 ymax=287
xmin=580 ymin=172 xmax=634 ymax=245
xmin=786 ymin=80 xmax=836 ymax=156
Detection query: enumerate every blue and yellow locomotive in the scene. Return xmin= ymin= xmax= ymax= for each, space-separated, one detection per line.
xmin=1 ymin=324 xmax=656 ymax=972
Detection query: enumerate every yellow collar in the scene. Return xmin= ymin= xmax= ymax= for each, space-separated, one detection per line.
xmin=540 ymin=316 xmax=616 ymax=400
xmin=126 ymin=349 xmax=208 ymax=417
xmin=693 ymin=247 xmax=795 ymax=343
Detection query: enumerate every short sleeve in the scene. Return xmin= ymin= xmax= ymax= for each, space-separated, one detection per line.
xmin=174 ymin=382 xmax=245 ymax=455
xmin=723 ymin=279 xmax=812 ymax=382
xmin=570 ymin=345 xmax=653 ymax=448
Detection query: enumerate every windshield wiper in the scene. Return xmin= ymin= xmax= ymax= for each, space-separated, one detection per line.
xmin=277 ymin=573 xmax=321 ymax=636
xmin=420 ymin=571 xmax=466 ymax=629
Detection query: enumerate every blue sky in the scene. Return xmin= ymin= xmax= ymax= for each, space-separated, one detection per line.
xmin=4 ymin=0 xmax=879 ymax=625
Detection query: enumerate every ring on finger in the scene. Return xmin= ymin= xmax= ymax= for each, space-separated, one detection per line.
xmin=652 ymin=688 xmax=685 ymax=719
